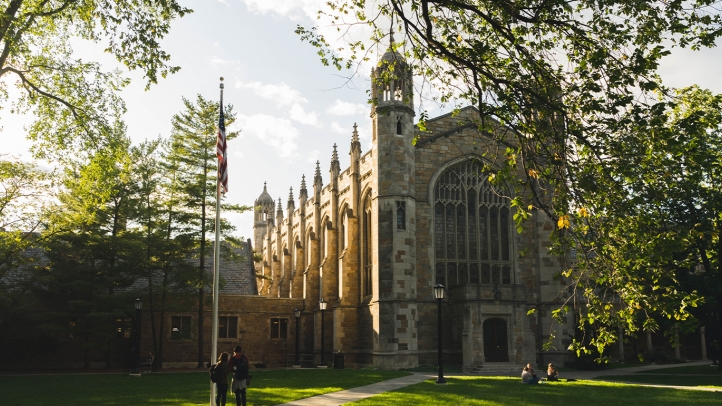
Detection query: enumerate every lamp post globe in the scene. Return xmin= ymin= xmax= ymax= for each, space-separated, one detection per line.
xmin=319 ymin=299 xmax=327 ymax=367
xmin=434 ymin=284 xmax=446 ymax=384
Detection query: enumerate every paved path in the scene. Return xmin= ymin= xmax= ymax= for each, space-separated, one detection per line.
xmin=276 ymin=372 xmax=435 ymax=405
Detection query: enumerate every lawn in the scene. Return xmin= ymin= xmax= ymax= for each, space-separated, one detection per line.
xmin=603 ymin=374 xmax=722 ymax=388
xmin=641 ymin=365 xmax=722 ymax=375
xmin=0 ymin=369 xmax=409 ymax=406
xmin=350 ymin=376 xmax=722 ymax=406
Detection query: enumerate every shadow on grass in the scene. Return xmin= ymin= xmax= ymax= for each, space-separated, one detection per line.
xmin=602 ymin=374 xmax=722 ymax=388
xmin=351 ymin=376 xmax=722 ymax=406
xmin=0 ymin=369 xmax=409 ymax=406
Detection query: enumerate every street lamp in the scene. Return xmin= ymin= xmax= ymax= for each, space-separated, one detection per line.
xmin=433 ymin=284 xmax=446 ymax=384
xmin=319 ymin=299 xmax=327 ymax=367
xmin=134 ymin=297 xmax=143 ymax=373
xmin=294 ymin=308 xmax=301 ymax=366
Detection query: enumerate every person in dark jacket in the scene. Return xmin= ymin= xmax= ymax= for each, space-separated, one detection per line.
xmin=229 ymin=346 xmax=249 ymax=406
xmin=215 ymin=352 xmax=230 ymax=406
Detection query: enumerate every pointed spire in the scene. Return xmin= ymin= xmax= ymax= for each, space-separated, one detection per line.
xmin=330 ymin=144 xmax=340 ymax=174
xmin=287 ymin=187 xmax=295 ymax=209
xmin=352 ymin=123 xmax=359 ymax=143
xmin=299 ymin=174 xmax=308 ymax=201
xmin=276 ymin=197 xmax=283 ymax=217
xmin=314 ymin=160 xmax=323 ymax=185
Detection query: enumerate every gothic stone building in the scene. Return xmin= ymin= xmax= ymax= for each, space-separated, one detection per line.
xmin=250 ymin=46 xmax=575 ymax=371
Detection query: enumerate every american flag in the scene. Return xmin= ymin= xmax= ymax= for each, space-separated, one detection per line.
xmin=217 ymin=100 xmax=228 ymax=194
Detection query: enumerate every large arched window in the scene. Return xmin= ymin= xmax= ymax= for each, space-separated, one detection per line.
xmin=433 ymin=160 xmax=512 ymax=287
xmin=362 ymin=194 xmax=373 ymax=297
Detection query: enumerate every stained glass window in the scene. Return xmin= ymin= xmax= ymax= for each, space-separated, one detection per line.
xmin=433 ymin=160 xmax=513 ymax=286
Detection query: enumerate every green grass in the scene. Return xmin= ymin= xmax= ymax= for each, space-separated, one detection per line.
xmin=350 ymin=376 xmax=721 ymax=405
xmin=641 ymin=365 xmax=722 ymax=375
xmin=0 ymin=369 xmax=409 ymax=406
xmin=603 ymin=374 xmax=722 ymax=388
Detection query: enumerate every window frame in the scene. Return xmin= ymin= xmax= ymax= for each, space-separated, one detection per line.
xmin=270 ymin=317 xmax=288 ymax=340
xmin=171 ymin=315 xmax=192 ymax=339
xmin=431 ymin=160 xmax=514 ymax=287
xmin=218 ymin=316 xmax=238 ymax=339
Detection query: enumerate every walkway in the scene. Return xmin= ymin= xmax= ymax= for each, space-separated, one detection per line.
xmin=276 ymin=372 xmax=434 ymax=405
xmin=276 ymin=361 xmax=720 ymax=405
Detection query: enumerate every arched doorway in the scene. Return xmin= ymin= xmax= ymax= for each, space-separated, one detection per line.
xmin=483 ymin=318 xmax=509 ymax=362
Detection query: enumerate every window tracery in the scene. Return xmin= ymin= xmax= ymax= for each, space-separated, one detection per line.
xmin=433 ymin=160 xmax=513 ymax=286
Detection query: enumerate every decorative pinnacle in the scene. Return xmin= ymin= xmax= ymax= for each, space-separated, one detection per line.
xmin=288 ymin=187 xmax=295 ymax=208
xmin=277 ymin=198 xmax=283 ymax=215
xmin=263 ymin=181 xmax=267 ymax=192
xmin=300 ymin=174 xmax=307 ymax=190
xmin=314 ymin=160 xmax=323 ymax=186
xmin=352 ymin=123 xmax=360 ymax=143
xmin=332 ymin=144 xmax=339 ymax=162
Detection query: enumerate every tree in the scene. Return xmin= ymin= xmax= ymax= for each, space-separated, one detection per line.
xmin=579 ymin=87 xmax=722 ymax=366
xmin=298 ymin=0 xmax=722 ymax=355
xmin=166 ymin=94 xmax=246 ymax=368
xmin=0 ymin=0 xmax=191 ymax=162
xmin=0 ymin=156 xmax=55 ymax=366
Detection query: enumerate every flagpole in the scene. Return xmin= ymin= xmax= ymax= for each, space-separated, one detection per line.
xmin=210 ymin=77 xmax=224 ymax=406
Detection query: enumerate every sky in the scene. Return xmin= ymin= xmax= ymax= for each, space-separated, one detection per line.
xmin=1 ymin=0 xmax=721 ymax=242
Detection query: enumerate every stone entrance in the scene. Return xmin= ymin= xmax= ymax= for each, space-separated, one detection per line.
xmin=484 ymin=318 xmax=509 ymax=362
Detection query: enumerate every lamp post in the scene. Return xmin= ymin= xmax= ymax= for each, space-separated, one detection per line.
xmin=434 ymin=284 xmax=446 ymax=384
xmin=134 ymin=297 xmax=143 ymax=373
xmin=294 ymin=308 xmax=301 ymax=366
xmin=319 ymin=299 xmax=327 ymax=367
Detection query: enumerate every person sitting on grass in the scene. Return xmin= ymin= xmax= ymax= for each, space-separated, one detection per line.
xmin=547 ymin=363 xmax=559 ymax=381
xmin=522 ymin=367 xmax=539 ymax=384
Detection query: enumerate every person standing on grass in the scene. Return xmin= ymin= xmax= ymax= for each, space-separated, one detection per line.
xmin=229 ymin=345 xmax=249 ymax=406
xmin=215 ymin=352 xmax=230 ymax=406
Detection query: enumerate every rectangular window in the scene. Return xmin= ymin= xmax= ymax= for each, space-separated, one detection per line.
xmin=270 ymin=318 xmax=288 ymax=340
xmin=171 ymin=316 xmax=191 ymax=339
xmin=396 ymin=201 xmax=406 ymax=230
xmin=115 ymin=318 xmax=131 ymax=339
xmin=219 ymin=316 xmax=238 ymax=339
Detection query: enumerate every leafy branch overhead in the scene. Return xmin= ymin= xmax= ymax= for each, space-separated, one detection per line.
xmin=0 ymin=0 xmax=192 ymax=162
xmin=298 ymin=0 xmax=722 ymax=355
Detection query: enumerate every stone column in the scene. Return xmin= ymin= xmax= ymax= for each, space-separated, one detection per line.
xmin=701 ymin=326 xmax=708 ymax=360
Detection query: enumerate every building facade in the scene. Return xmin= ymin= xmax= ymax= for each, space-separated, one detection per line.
xmin=250 ymin=45 xmax=575 ymax=371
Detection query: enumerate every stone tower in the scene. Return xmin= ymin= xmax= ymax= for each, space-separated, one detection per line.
xmin=369 ymin=35 xmax=418 ymax=368
xmin=253 ymin=182 xmax=275 ymax=258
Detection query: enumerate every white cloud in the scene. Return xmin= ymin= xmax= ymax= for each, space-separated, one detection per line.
xmin=237 ymin=114 xmax=300 ymax=158
xmin=289 ymin=104 xmax=319 ymax=126
xmin=240 ymin=0 xmax=325 ymax=20
xmin=236 ymin=81 xmax=307 ymax=108
xmin=326 ymin=99 xmax=368 ymax=116
xmin=306 ymin=149 xmax=320 ymax=164
xmin=210 ymin=57 xmax=239 ymax=68
xmin=237 ymin=80 xmax=321 ymax=127
xmin=330 ymin=121 xmax=345 ymax=134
